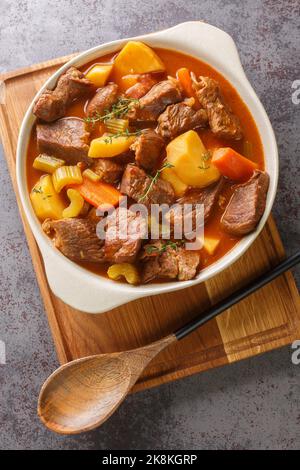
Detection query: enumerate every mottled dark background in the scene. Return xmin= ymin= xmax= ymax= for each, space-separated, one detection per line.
xmin=0 ymin=0 xmax=299 ymax=450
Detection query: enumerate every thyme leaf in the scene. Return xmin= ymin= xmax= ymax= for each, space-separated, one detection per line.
xmin=138 ymin=162 xmax=174 ymax=203
xmin=145 ymin=240 xmax=184 ymax=255
xmin=84 ymin=97 xmax=140 ymax=125
xmin=104 ymin=128 xmax=142 ymax=144
xmin=198 ymin=150 xmax=212 ymax=170
xmin=32 ymin=186 xmax=43 ymax=194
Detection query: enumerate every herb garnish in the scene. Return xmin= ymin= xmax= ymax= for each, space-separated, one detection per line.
xmin=145 ymin=240 xmax=184 ymax=255
xmin=32 ymin=186 xmax=43 ymax=194
xmin=32 ymin=186 xmax=52 ymax=199
xmin=198 ymin=150 xmax=211 ymax=170
xmin=104 ymin=128 xmax=142 ymax=144
xmin=84 ymin=97 xmax=140 ymax=125
xmin=138 ymin=162 xmax=174 ymax=202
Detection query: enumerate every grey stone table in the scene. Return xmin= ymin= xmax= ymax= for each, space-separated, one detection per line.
xmin=0 ymin=0 xmax=299 ymax=450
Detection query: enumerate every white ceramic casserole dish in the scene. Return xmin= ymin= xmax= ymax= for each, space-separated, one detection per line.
xmin=16 ymin=22 xmax=278 ymax=313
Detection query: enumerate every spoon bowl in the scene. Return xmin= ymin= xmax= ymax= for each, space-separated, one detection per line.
xmin=38 ymin=336 xmax=175 ymax=434
xmin=38 ymin=355 xmax=132 ymax=434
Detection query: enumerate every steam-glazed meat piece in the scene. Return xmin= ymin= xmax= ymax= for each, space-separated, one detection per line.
xmin=141 ymin=241 xmax=200 ymax=282
xmin=42 ymin=218 xmax=105 ymax=262
xmin=33 ymin=67 xmax=94 ymax=122
xmin=104 ymin=207 xmax=147 ymax=263
xmin=85 ymin=83 xmax=118 ymax=118
xmin=120 ymin=164 xmax=175 ymax=207
xmin=130 ymin=129 xmax=165 ymax=171
xmin=166 ymin=178 xmax=224 ymax=235
xmin=157 ymin=102 xmax=208 ymax=140
xmin=221 ymin=170 xmax=269 ymax=236
xmin=192 ymin=76 xmax=243 ymax=140
xmin=125 ymin=74 xmax=157 ymax=99
xmin=178 ymin=177 xmax=224 ymax=222
xmin=128 ymin=80 xmax=182 ymax=121
xmin=36 ymin=118 xmax=90 ymax=164
xmin=92 ymin=158 xmax=125 ymax=184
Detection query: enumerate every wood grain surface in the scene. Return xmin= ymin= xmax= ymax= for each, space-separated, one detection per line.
xmin=0 ymin=56 xmax=299 ymax=392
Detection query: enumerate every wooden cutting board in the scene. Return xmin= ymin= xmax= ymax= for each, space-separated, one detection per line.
xmin=0 ymin=55 xmax=299 ymax=392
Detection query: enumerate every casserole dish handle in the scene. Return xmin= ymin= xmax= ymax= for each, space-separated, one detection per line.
xmin=41 ymin=248 xmax=141 ymax=314
xmin=164 ymin=21 xmax=248 ymax=82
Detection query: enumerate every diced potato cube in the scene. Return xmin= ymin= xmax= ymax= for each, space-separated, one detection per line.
xmin=161 ymin=166 xmax=187 ymax=197
xmin=88 ymin=133 xmax=136 ymax=158
xmin=114 ymin=41 xmax=165 ymax=77
xmin=85 ymin=64 xmax=113 ymax=88
xmin=203 ymin=236 xmax=220 ymax=255
xmin=30 ymin=175 xmax=66 ymax=221
xmin=63 ymin=189 xmax=84 ymax=218
xmin=166 ymin=130 xmax=220 ymax=188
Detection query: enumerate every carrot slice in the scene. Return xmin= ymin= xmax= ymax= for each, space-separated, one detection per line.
xmin=176 ymin=67 xmax=196 ymax=98
xmin=71 ymin=176 xmax=123 ymax=209
xmin=212 ymin=147 xmax=258 ymax=182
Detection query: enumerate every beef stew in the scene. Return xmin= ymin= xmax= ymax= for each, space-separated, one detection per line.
xmin=27 ymin=43 xmax=267 ymax=285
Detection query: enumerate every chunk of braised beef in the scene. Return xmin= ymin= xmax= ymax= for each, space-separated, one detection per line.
xmin=125 ymin=74 xmax=157 ymax=99
xmin=166 ymin=178 xmax=225 ymax=236
xmin=192 ymin=76 xmax=243 ymax=140
xmin=42 ymin=218 xmax=105 ymax=263
xmin=104 ymin=207 xmax=147 ymax=264
xmin=141 ymin=241 xmax=200 ymax=283
xmin=33 ymin=67 xmax=94 ymax=122
xmin=92 ymin=158 xmax=125 ymax=184
xmin=156 ymin=102 xmax=208 ymax=140
xmin=86 ymin=83 xmax=118 ymax=119
xmin=130 ymin=129 xmax=165 ymax=172
xmin=128 ymin=80 xmax=182 ymax=121
xmin=36 ymin=118 xmax=91 ymax=164
xmin=120 ymin=164 xmax=175 ymax=207
xmin=221 ymin=170 xmax=269 ymax=236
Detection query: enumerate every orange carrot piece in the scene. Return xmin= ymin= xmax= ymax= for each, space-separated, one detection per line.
xmin=176 ymin=67 xmax=196 ymax=98
xmin=212 ymin=147 xmax=258 ymax=182
xmin=71 ymin=176 xmax=122 ymax=209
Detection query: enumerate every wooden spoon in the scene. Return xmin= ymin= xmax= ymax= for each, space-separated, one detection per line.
xmin=38 ymin=251 xmax=300 ymax=434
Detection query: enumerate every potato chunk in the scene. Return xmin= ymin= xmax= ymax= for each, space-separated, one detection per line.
xmin=30 ymin=175 xmax=66 ymax=220
xmin=85 ymin=64 xmax=113 ymax=88
xmin=166 ymin=130 xmax=220 ymax=188
xmin=114 ymin=41 xmax=165 ymax=77
xmin=88 ymin=133 xmax=136 ymax=158
xmin=203 ymin=236 xmax=220 ymax=255
xmin=161 ymin=166 xmax=187 ymax=197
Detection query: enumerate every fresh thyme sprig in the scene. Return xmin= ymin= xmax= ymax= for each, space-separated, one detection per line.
xmin=103 ymin=128 xmax=142 ymax=144
xmin=32 ymin=186 xmax=52 ymax=200
xmin=138 ymin=162 xmax=174 ymax=203
xmin=32 ymin=186 xmax=43 ymax=194
xmin=84 ymin=97 xmax=140 ymax=125
xmin=145 ymin=240 xmax=184 ymax=255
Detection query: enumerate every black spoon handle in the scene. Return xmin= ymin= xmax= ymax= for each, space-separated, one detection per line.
xmin=175 ymin=251 xmax=300 ymax=340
